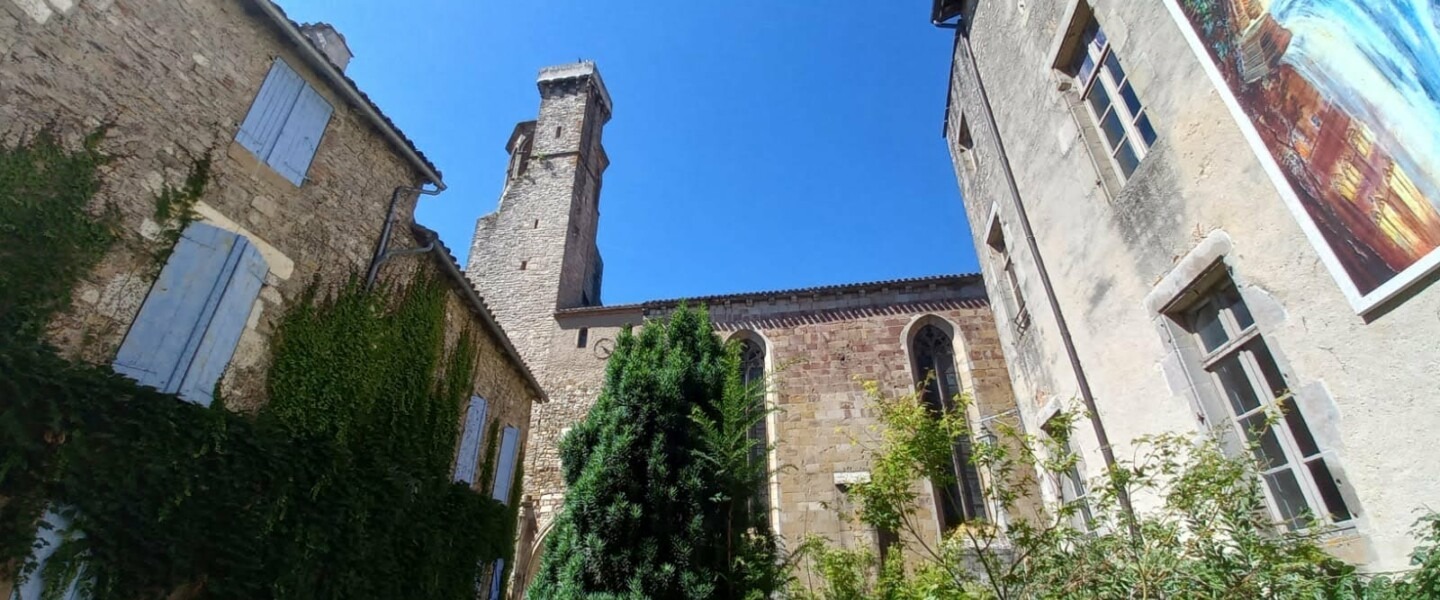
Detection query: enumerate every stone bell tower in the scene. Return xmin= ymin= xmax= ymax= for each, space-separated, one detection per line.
xmin=467 ymin=61 xmax=611 ymax=367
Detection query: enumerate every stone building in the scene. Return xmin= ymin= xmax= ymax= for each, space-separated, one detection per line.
xmin=1 ymin=0 xmax=541 ymax=597
xmin=933 ymin=0 xmax=1440 ymax=572
xmin=467 ymin=62 xmax=1026 ymax=596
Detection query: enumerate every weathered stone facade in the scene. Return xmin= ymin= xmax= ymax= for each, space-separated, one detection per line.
xmin=940 ymin=0 xmax=1440 ymax=572
xmin=468 ymin=63 xmax=1027 ymax=595
xmin=1 ymin=2 xmax=543 ymax=595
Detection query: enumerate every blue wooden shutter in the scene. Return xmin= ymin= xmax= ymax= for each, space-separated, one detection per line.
xmin=114 ymin=223 xmax=269 ymax=406
xmin=174 ymin=239 xmax=267 ymax=406
xmin=492 ymin=426 xmax=520 ymax=504
xmin=489 ymin=559 xmax=505 ymax=599
xmin=454 ymin=396 xmax=489 ymax=485
xmin=16 ymin=508 xmax=83 ymax=600
xmin=236 ymin=59 xmax=305 ymax=158
xmin=268 ymin=85 xmax=332 ymax=185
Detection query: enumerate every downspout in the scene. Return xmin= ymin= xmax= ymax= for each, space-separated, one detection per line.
xmin=938 ymin=18 xmax=1137 ymax=525
xmin=365 ymin=185 xmax=442 ymax=289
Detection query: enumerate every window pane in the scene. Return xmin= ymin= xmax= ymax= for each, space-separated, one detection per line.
xmin=1114 ymin=139 xmax=1141 ymax=177
xmin=1099 ymin=110 xmax=1127 ymax=151
xmin=1306 ymin=458 xmax=1353 ymax=522
xmin=1224 ymin=286 xmax=1256 ymax=330
xmin=1264 ymin=469 xmax=1311 ymax=530
xmin=1193 ymin=302 xmax=1228 ymax=352
xmin=1079 ymin=53 xmax=1097 ymax=85
xmin=1248 ymin=342 xmax=1286 ymax=398
xmin=1241 ymin=413 xmax=1289 ymax=471
xmin=1136 ymin=113 xmax=1158 ymax=147
xmin=1103 ymin=51 xmax=1127 ymax=86
xmin=1280 ymin=398 xmax=1321 ymax=458
xmin=1068 ymin=467 xmax=1088 ymax=497
xmin=1214 ymin=355 xmax=1263 ymax=414
xmin=1119 ymin=82 xmax=1144 ymax=116
xmin=1086 ymin=82 xmax=1113 ymax=123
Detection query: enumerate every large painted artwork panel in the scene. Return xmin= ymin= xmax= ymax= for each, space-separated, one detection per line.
xmin=1167 ymin=0 xmax=1440 ymax=312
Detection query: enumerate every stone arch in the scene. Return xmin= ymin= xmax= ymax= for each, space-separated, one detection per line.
xmin=899 ymin=314 xmax=974 ymax=392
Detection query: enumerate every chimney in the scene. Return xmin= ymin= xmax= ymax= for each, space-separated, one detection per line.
xmin=299 ymin=23 xmax=353 ymax=71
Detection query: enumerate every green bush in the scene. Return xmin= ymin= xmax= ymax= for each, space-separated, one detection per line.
xmin=794 ymin=385 xmax=1440 ymax=599
xmin=527 ymin=305 xmax=783 ymax=599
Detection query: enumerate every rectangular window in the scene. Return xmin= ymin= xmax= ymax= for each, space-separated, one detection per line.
xmin=986 ymin=219 xmax=1030 ymax=332
xmin=1043 ymin=418 xmax=1094 ymax=533
xmin=236 ymin=59 xmax=334 ymax=186
xmin=577 ymin=327 xmax=589 ymax=348
xmin=1075 ymin=20 xmax=1156 ymax=181
xmin=1178 ymin=277 xmax=1353 ymax=530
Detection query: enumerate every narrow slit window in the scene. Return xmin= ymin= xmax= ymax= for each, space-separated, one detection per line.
xmin=738 ymin=337 xmax=772 ymax=522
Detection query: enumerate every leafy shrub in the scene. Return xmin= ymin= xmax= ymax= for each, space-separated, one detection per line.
xmin=794 ymin=385 xmax=1440 ymax=599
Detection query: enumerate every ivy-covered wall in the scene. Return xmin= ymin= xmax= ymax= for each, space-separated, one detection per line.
xmin=0 ymin=117 xmax=538 ymax=600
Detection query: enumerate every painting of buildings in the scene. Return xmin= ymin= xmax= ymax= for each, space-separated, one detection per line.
xmin=1172 ymin=0 xmax=1440 ymax=309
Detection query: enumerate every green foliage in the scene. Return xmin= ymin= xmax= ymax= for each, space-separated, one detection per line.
xmin=479 ymin=419 xmax=502 ymax=493
xmin=0 ymin=129 xmax=115 ymax=339
xmin=0 ymin=140 xmax=515 ymax=599
xmin=689 ymin=335 xmax=790 ymax=599
xmin=797 ymin=386 xmax=1440 ymax=600
xmin=528 ymin=305 xmax=782 ymax=599
xmin=0 ymin=275 xmax=511 ymax=599
xmin=151 ymin=154 xmax=212 ymax=267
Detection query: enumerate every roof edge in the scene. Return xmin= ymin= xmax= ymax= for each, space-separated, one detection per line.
xmin=556 ymin=273 xmax=984 ymax=316
xmin=249 ymin=0 xmax=445 ymax=188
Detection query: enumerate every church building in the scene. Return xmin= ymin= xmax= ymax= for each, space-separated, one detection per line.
xmin=465 ymin=62 xmax=1026 ymax=596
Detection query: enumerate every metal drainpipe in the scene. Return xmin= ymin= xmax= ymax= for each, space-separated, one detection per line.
xmin=944 ymin=22 xmax=1137 ymax=525
xmin=365 ymin=185 xmax=442 ymax=289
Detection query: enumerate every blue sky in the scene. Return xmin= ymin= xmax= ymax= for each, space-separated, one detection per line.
xmin=277 ymin=1 xmax=976 ymax=305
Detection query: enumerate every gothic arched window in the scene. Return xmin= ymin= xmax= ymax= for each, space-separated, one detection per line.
xmin=738 ymin=337 xmax=770 ymax=519
xmin=912 ymin=324 xmax=987 ymax=530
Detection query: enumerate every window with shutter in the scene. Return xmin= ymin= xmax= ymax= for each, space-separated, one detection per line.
xmin=15 ymin=508 xmax=83 ymax=600
xmin=488 ymin=558 xmax=505 ymax=599
xmin=236 ymin=60 xmax=305 ymax=157
xmin=454 ymin=396 xmax=489 ymax=485
xmin=235 ymin=59 xmax=334 ymax=186
xmin=491 ymin=426 xmax=520 ymax=504
xmin=114 ymin=223 xmax=269 ymax=407
xmin=268 ymin=86 xmax=333 ymax=185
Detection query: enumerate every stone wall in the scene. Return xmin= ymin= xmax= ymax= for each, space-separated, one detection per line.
xmin=530 ymin=277 xmax=1029 ymax=584
xmin=945 ymin=0 xmax=1440 ymax=571
xmin=0 ymin=0 xmax=439 ymax=409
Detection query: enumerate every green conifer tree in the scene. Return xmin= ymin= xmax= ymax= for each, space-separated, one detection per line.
xmin=526 ymin=305 xmax=779 ymax=600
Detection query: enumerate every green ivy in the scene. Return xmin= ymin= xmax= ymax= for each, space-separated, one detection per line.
xmin=0 ymin=131 xmax=515 ymax=599
xmin=151 ymin=154 xmax=212 ymax=268
xmin=0 ymin=129 xmax=115 ymax=339
xmin=478 ymin=420 xmax=502 ymax=492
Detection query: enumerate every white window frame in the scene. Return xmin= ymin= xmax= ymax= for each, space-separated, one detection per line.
xmin=986 ymin=215 xmax=1030 ymax=334
xmin=1184 ymin=282 xmax=1354 ymax=531
xmin=1076 ymin=22 xmax=1156 ymax=181
xmin=1044 ymin=419 xmax=1094 ymax=533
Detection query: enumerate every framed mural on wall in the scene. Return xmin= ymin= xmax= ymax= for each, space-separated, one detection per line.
xmin=1162 ymin=0 xmax=1440 ymax=314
